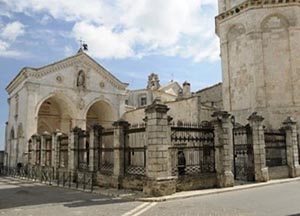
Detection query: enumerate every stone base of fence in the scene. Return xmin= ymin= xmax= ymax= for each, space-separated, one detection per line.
xmin=121 ymin=176 xmax=144 ymax=191
xmin=96 ymin=172 xmax=114 ymax=188
xmin=143 ymin=177 xmax=177 ymax=197
xmin=176 ymin=173 xmax=217 ymax=192
xmin=289 ymin=165 xmax=300 ymax=178
xmin=217 ymin=171 xmax=234 ymax=188
xmin=268 ymin=166 xmax=289 ymax=179
xmin=255 ymin=167 xmax=269 ymax=182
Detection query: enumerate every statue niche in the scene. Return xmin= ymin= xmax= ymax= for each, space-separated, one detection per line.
xmin=77 ymin=70 xmax=86 ymax=89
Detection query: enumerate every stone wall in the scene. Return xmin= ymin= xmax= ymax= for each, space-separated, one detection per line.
xmin=123 ymin=96 xmax=216 ymax=125
xmin=196 ymin=83 xmax=223 ymax=109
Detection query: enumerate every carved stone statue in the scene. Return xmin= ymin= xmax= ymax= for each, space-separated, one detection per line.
xmin=77 ymin=71 xmax=85 ymax=88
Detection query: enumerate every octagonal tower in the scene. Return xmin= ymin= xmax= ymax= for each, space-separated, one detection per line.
xmin=216 ymin=0 xmax=300 ymax=128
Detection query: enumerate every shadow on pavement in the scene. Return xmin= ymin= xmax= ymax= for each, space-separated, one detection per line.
xmin=0 ymin=177 xmax=129 ymax=210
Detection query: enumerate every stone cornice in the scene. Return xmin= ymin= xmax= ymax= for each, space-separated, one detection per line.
xmin=215 ymin=0 xmax=300 ymax=33
xmin=6 ymin=52 xmax=129 ymax=94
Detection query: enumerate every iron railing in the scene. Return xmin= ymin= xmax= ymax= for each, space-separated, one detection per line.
xmin=265 ymin=131 xmax=287 ymax=167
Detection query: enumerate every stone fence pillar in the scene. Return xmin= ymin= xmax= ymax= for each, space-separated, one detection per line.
xmin=40 ymin=133 xmax=48 ymax=167
xmin=112 ymin=120 xmax=129 ymax=188
xmin=68 ymin=127 xmax=79 ymax=172
xmin=51 ymin=132 xmax=57 ymax=172
xmin=143 ymin=99 xmax=176 ymax=196
xmin=248 ymin=112 xmax=269 ymax=182
xmin=212 ymin=111 xmax=234 ymax=187
xmin=283 ymin=117 xmax=300 ymax=177
xmin=88 ymin=125 xmax=101 ymax=172
xmin=31 ymin=134 xmax=37 ymax=166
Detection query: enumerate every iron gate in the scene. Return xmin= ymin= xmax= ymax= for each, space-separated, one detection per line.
xmin=233 ymin=125 xmax=254 ymax=181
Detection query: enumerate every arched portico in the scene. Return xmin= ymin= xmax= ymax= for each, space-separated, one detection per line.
xmin=37 ymin=94 xmax=75 ymax=134
xmin=86 ymin=100 xmax=116 ymax=130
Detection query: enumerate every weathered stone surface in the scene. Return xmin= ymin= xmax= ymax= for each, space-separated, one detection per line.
xmin=143 ymin=178 xmax=176 ymax=197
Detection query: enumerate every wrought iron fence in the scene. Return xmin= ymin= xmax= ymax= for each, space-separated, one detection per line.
xmin=0 ymin=166 xmax=54 ymax=185
xmin=75 ymin=171 xmax=94 ymax=191
xmin=98 ymin=128 xmax=114 ymax=175
xmin=233 ymin=126 xmax=254 ymax=181
xmin=170 ymin=126 xmax=215 ymax=176
xmin=265 ymin=130 xmax=287 ymax=167
xmin=76 ymin=129 xmax=89 ymax=170
xmin=44 ymin=136 xmax=52 ymax=167
xmin=58 ymin=134 xmax=69 ymax=168
xmin=36 ymin=137 xmax=42 ymax=165
xmin=125 ymin=127 xmax=146 ymax=176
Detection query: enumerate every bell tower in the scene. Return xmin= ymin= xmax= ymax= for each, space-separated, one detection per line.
xmin=216 ymin=0 xmax=300 ymax=127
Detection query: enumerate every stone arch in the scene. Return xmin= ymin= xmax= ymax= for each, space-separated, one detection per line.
xmin=36 ymin=93 xmax=76 ymax=134
xmin=85 ymin=98 xmax=117 ymax=130
xmin=261 ymin=13 xmax=292 ymax=107
xmin=35 ymin=93 xmax=76 ymax=118
xmin=227 ymin=24 xmax=246 ymax=41
xmin=261 ymin=14 xmax=289 ymax=32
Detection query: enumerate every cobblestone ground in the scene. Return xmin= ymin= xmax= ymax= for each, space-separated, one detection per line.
xmin=1 ymin=176 xmax=300 ymax=216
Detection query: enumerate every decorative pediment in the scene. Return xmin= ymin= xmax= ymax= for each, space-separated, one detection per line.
xmin=6 ymin=51 xmax=128 ymax=93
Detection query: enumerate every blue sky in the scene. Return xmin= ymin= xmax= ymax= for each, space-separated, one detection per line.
xmin=0 ymin=0 xmax=221 ymax=150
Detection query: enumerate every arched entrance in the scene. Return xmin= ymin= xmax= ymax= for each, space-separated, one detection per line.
xmin=37 ymin=95 xmax=74 ymax=134
xmin=86 ymin=100 xmax=116 ymax=129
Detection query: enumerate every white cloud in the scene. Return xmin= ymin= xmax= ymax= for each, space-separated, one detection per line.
xmin=0 ymin=40 xmax=22 ymax=57
xmin=0 ymin=21 xmax=26 ymax=58
xmin=1 ymin=21 xmax=25 ymax=41
xmin=2 ymin=0 xmax=220 ymax=62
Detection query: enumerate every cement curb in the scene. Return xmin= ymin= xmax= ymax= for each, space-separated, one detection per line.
xmin=136 ymin=177 xmax=300 ymax=202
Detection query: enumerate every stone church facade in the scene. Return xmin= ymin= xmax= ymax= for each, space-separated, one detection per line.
xmin=5 ymin=50 xmax=128 ymax=167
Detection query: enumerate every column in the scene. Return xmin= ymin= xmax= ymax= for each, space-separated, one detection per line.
xmin=143 ymin=98 xmax=176 ymax=196
xmin=212 ymin=111 xmax=234 ymax=187
xmin=248 ymin=112 xmax=269 ymax=182
xmin=283 ymin=117 xmax=300 ymax=177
